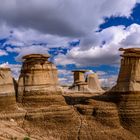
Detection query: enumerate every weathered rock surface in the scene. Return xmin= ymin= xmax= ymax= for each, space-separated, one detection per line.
xmin=19 ymin=92 xmax=138 ymax=140
xmin=0 ymin=51 xmax=139 ymax=140
xmin=70 ymin=70 xmax=103 ymax=92
xmin=112 ymin=48 xmax=140 ymax=92
xmin=17 ymin=54 xmax=63 ymax=106
xmin=70 ymin=70 xmax=89 ymax=92
xmin=109 ymin=48 xmax=140 ymax=139
xmin=87 ymin=73 xmax=103 ymax=92
xmin=0 ymin=68 xmax=17 ymax=111
xmin=117 ymin=92 xmax=140 ymax=138
xmin=0 ymin=94 xmax=139 ymax=140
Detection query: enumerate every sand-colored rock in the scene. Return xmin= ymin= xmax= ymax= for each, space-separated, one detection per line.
xmin=70 ymin=70 xmax=89 ymax=91
xmin=0 ymin=68 xmax=15 ymax=95
xmin=109 ymin=48 xmax=140 ymax=138
xmin=87 ymin=73 xmax=103 ymax=92
xmin=0 ymin=51 xmax=139 ymax=140
xmin=17 ymin=54 xmax=64 ymax=106
xmin=112 ymin=48 xmax=140 ymax=92
xmin=70 ymin=70 xmax=103 ymax=92
xmin=0 ymin=68 xmax=17 ymax=111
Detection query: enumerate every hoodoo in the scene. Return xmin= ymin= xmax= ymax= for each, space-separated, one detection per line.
xmin=70 ymin=70 xmax=89 ymax=91
xmin=17 ymin=54 xmax=64 ymax=106
xmin=112 ymin=48 xmax=140 ymax=92
xmin=110 ymin=48 xmax=140 ymax=138
xmin=0 ymin=68 xmax=16 ymax=111
xmin=70 ymin=70 xmax=103 ymax=92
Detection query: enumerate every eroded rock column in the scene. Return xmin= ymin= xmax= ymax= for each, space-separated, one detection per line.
xmin=0 ymin=68 xmax=17 ymax=111
xmin=113 ymin=48 xmax=140 ymax=91
xmin=17 ymin=54 xmax=65 ymax=106
xmin=111 ymin=48 xmax=140 ymax=138
xmin=70 ymin=70 xmax=88 ymax=91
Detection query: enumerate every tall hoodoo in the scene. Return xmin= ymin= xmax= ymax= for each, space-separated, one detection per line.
xmin=111 ymin=48 xmax=140 ymax=138
xmin=113 ymin=48 xmax=140 ymax=91
xmin=17 ymin=54 xmax=60 ymax=103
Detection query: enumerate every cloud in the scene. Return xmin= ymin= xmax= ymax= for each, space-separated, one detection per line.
xmin=0 ymin=23 xmax=12 ymax=39
xmin=2 ymin=27 xmax=70 ymax=61
xmin=0 ymin=0 xmax=138 ymax=64
xmin=58 ymin=69 xmax=73 ymax=85
xmin=0 ymin=0 xmax=137 ymax=38
xmin=6 ymin=44 xmax=50 ymax=61
xmin=9 ymin=64 xmax=21 ymax=80
xmin=96 ymin=70 xmax=118 ymax=88
xmin=14 ymin=45 xmax=49 ymax=61
xmin=121 ymin=24 xmax=140 ymax=46
xmin=0 ymin=24 xmax=72 ymax=61
xmin=0 ymin=49 xmax=8 ymax=56
xmin=4 ymin=27 xmax=70 ymax=48
xmin=54 ymin=24 xmax=140 ymax=66
xmin=99 ymin=75 xmax=117 ymax=88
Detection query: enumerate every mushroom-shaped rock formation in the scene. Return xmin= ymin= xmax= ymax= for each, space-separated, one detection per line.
xmin=110 ymin=48 xmax=140 ymax=138
xmin=0 ymin=68 xmax=17 ymax=111
xmin=70 ymin=70 xmax=89 ymax=91
xmin=70 ymin=70 xmax=103 ymax=92
xmin=17 ymin=54 xmax=65 ymax=106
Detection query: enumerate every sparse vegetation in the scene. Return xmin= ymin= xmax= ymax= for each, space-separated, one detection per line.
xmin=23 ymin=136 xmax=30 ymax=140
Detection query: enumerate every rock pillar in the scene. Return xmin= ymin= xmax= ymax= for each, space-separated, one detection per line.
xmin=17 ymin=54 xmax=65 ymax=106
xmin=113 ymin=48 xmax=140 ymax=91
xmin=110 ymin=48 xmax=140 ymax=138
xmin=70 ymin=70 xmax=88 ymax=91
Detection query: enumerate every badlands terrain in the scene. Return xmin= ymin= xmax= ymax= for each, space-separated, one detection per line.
xmin=0 ymin=48 xmax=139 ymax=140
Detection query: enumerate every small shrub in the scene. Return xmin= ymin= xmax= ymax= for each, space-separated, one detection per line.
xmin=23 ymin=137 xmax=30 ymax=140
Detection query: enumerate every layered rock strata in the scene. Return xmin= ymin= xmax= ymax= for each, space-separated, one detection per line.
xmin=70 ymin=70 xmax=89 ymax=91
xmin=112 ymin=48 xmax=140 ymax=92
xmin=17 ymin=54 xmax=65 ymax=106
xmin=0 ymin=68 xmax=17 ymax=111
xmin=110 ymin=48 xmax=140 ymax=138
xmin=70 ymin=70 xmax=103 ymax=92
xmin=0 ymin=51 xmax=139 ymax=139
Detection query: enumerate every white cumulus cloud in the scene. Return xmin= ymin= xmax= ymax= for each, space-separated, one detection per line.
xmin=54 ymin=24 xmax=140 ymax=66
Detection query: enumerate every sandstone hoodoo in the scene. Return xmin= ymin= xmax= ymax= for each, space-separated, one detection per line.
xmin=112 ymin=48 xmax=140 ymax=92
xmin=70 ymin=70 xmax=88 ymax=91
xmin=110 ymin=48 xmax=140 ymax=138
xmin=17 ymin=54 xmax=64 ymax=106
xmin=0 ymin=67 xmax=17 ymax=111
xmin=70 ymin=70 xmax=103 ymax=92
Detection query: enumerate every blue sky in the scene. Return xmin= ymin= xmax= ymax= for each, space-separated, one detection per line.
xmin=0 ymin=0 xmax=140 ymax=87
xmin=100 ymin=3 xmax=140 ymax=29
